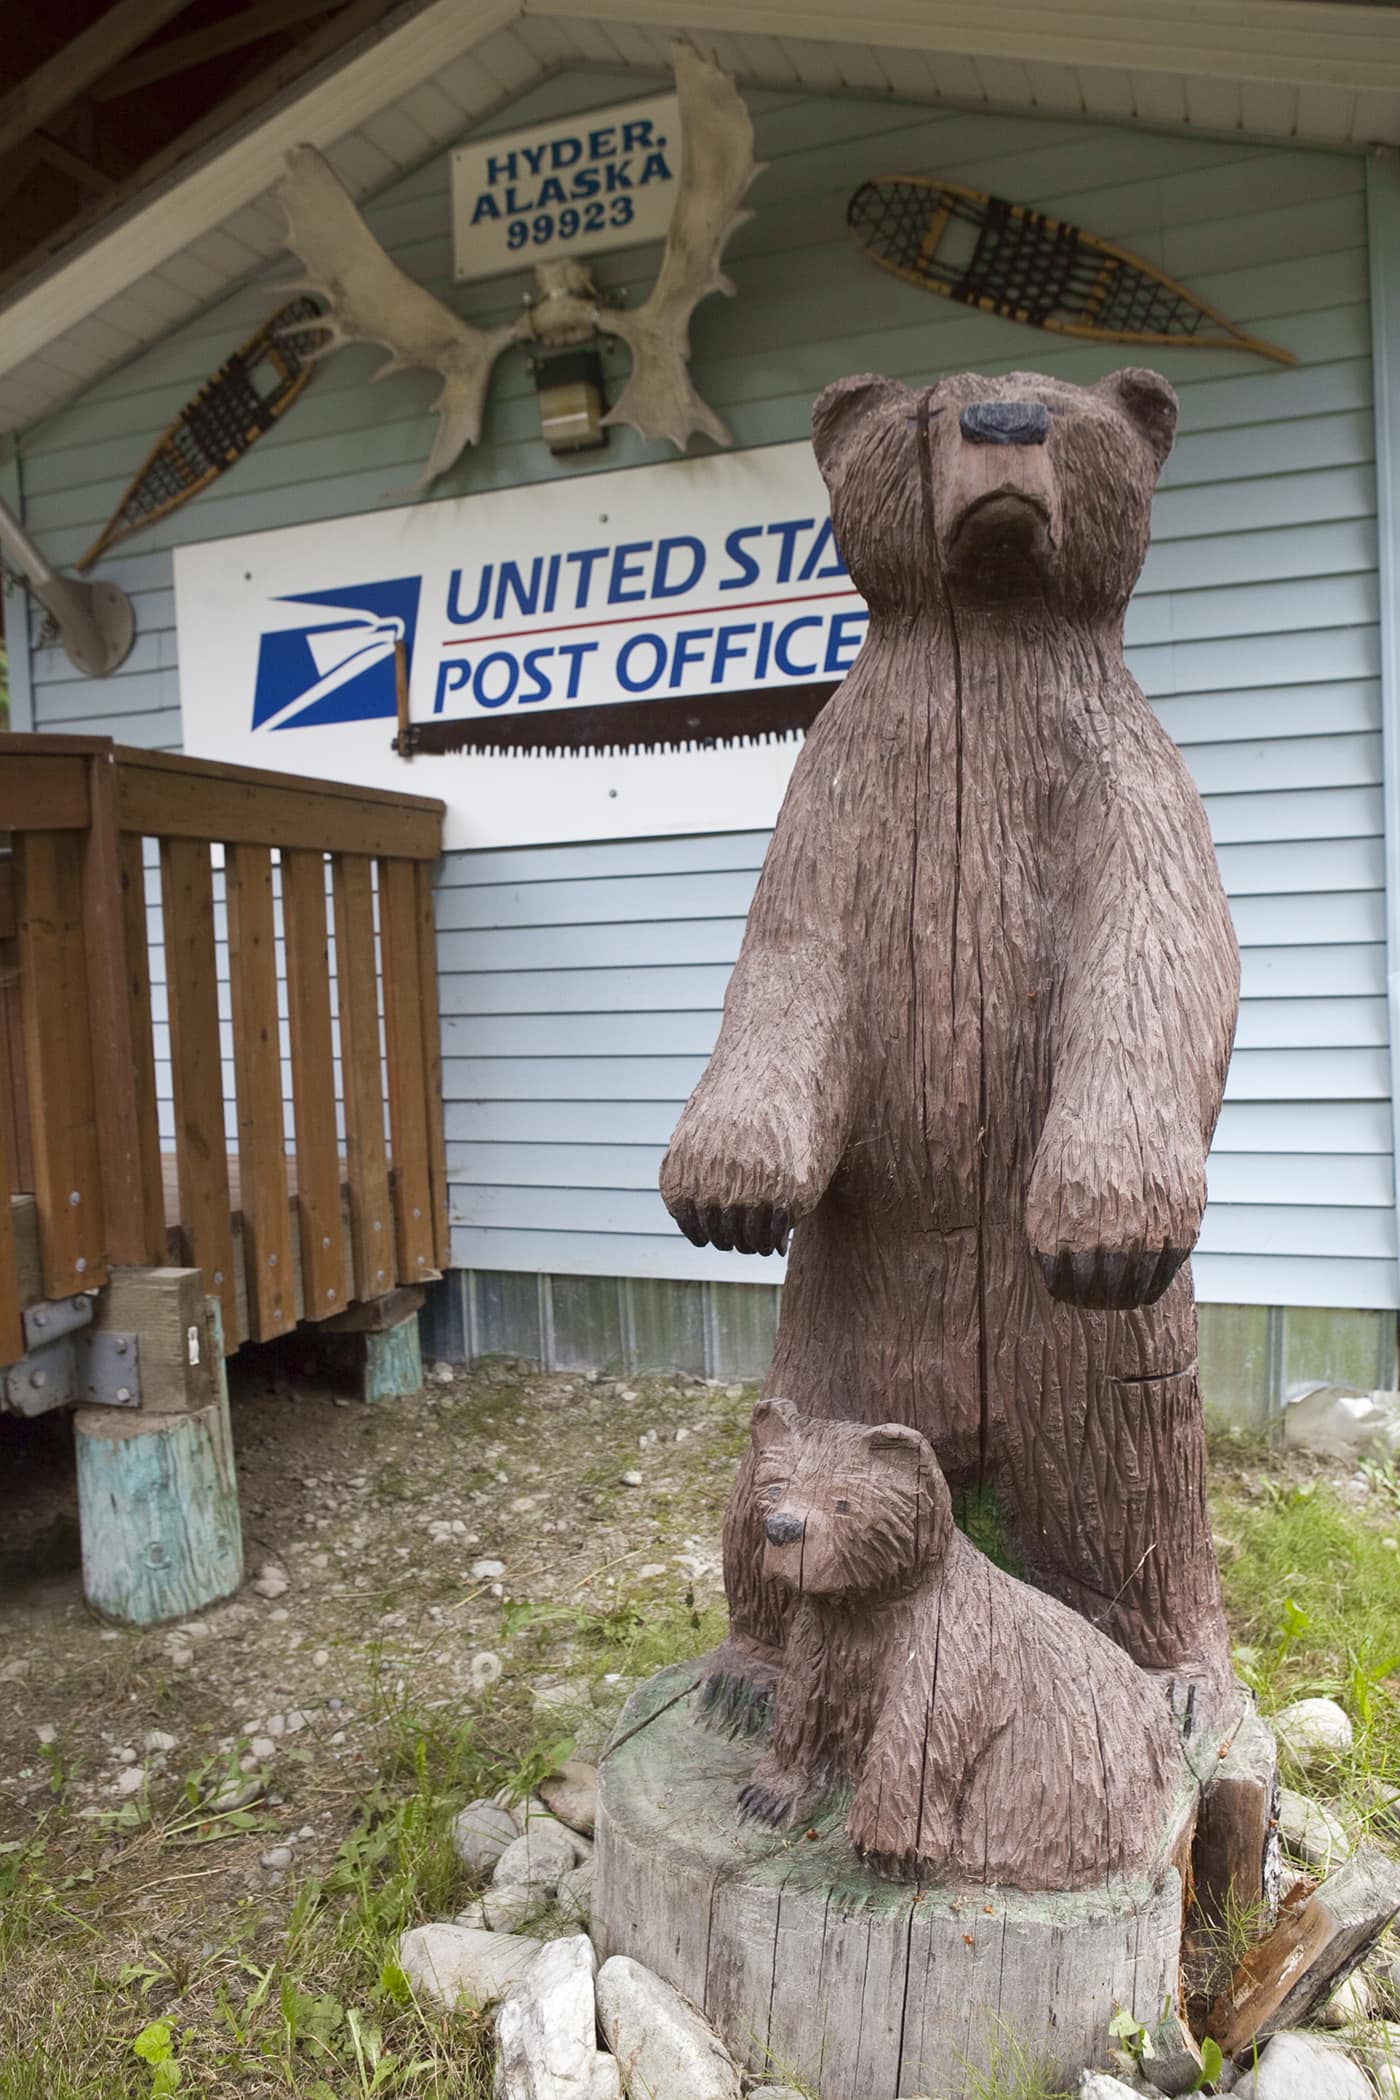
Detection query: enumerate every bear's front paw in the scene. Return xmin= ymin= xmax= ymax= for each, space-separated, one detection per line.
xmin=1025 ymin=1108 xmax=1205 ymax=1309
xmin=1037 ymin=1244 xmax=1187 ymax=1310
xmin=661 ymin=1106 xmax=822 ymax=1256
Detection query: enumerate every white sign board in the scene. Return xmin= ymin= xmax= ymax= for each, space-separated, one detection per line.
xmin=452 ymin=92 xmax=679 ymax=283
xmin=173 ymin=441 xmax=868 ymax=853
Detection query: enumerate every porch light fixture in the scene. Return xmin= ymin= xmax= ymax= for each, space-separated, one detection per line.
xmin=532 ymin=345 xmax=608 ymax=454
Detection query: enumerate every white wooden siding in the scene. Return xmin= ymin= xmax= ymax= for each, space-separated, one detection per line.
xmin=12 ymin=75 xmax=1392 ymax=1306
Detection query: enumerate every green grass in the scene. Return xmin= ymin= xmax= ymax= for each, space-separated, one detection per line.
xmin=1211 ymin=1460 xmax=1400 ymax=1827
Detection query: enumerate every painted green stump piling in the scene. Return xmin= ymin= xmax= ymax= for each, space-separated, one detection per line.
xmin=318 ymin=1289 xmax=425 ymax=1401
xmin=75 ymin=1299 xmax=244 ymax=1626
xmin=594 ymin=1666 xmax=1191 ymax=2100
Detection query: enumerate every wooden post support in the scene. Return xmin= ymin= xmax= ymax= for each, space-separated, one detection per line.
xmin=74 ymin=1297 xmax=243 ymax=1626
xmin=91 ymin=1266 xmax=219 ymax=1410
xmin=378 ymin=857 xmax=436 ymax=1285
xmin=282 ymin=848 xmax=347 ymax=1321
xmin=318 ymin=1299 xmax=424 ymax=1402
xmin=160 ymin=836 xmax=236 ymax=1341
xmin=331 ymin=854 xmax=393 ymax=1301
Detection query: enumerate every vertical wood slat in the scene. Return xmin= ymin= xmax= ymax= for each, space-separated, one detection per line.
xmin=0 ymin=847 xmax=33 ymax=1196
xmin=414 ymin=858 xmax=451 ymax=1269
xmin=160 ymin=835 xmax=236 ymax=1341
xmin=83 ymin=754 xmax=166 ymax=1263
xmin=226 ymin=844 xmax=294 ymax=1340
xmin=331 ymin=854 xmax=393 ymax=1301
xmin=281 ymin=848 xmax=346 ymax=1319
xmin=378 ymin=856 xmax=435 ymax=1283
xmin=0 ymin=1062 xmax=21 ymax=1364
xmin=116 ymin=834 xmax=166 ymax=1254
xmin=17 ymin=831 xmax=108 ymax=1298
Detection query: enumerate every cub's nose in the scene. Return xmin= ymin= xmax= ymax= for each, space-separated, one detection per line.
xmin=764 ymin=1511 xmax=805 ymax=1546
xmin=959 ymin=401 xmax=1049 ymax=446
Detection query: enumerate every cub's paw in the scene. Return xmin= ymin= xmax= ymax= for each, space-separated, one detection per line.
xmin=737 ymin=1766 xmax=815 ymax=1829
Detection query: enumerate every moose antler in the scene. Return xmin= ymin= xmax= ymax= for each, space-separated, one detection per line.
xmin=275 ymin=43 xmax=762 ymax=492
xmin=278 ymin=143 xmax=532 ymax=494
xmin=603 ymin=41 xmax=762 ymax=449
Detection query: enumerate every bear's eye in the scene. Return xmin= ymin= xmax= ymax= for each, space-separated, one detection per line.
xmin=760 ymin=1483 xmax=783 ymax=1501
xmin=834 ymin=1498 xmax=850 ymax=1514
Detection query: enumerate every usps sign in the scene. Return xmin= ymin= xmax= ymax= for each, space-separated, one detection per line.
xmin=452 ymin=93 xmax=679 ymax=282
xmin=173 ymin=441 xmax=867 ymax=852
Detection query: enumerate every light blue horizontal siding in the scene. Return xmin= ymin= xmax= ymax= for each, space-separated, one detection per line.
xmin=13 ymin=73 xmax=1390 ymax=1308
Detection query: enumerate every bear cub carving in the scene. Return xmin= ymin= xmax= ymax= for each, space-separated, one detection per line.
xmin=740 ymin=1399 xmax=1187 ymax=1891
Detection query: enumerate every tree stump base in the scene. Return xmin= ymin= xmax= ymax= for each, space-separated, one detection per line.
xmin=595 ymin=1665 xmax=1196 ymax=2100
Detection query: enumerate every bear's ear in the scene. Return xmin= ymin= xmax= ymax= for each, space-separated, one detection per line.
xmin=1099 ymin=368 xmax=1178 ymax=471
xmin=751 ymin=1396 xmax=800 ymax=1452
xmin=861 ymin=1420 xmax=931 ymax=1465
xmin=811 ymin=374 xmax=909 ymax=488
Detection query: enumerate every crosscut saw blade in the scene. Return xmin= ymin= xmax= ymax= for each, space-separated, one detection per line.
xmin=400 ymin=680 xmax=839 ymax=757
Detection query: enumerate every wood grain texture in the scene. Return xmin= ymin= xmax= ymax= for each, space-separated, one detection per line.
xmin=331 ymin=854 xmax=394 ymax=1301
xmin=662 ymin=369 xmax=1239 ymax=1706
xmin=18 ymin=829 xmax=108 ymax=1296
xmin=379 ymin=857 xmax=436 ymax=1286
xmin=738 ymin=1401 xmax=1188 ymax=1890
xmin=281 ymin=849 xmax=346 ymax=1321
xmin=159 ymin=836 xmax=235 ymax=1340
xmin=594 ymin=1663 xmax=1188 ymax=2100
xmin=0 ymin=1057 xmax=21 ymax=1364
xmin=225 ymin=844 xmax=293 ymax=1339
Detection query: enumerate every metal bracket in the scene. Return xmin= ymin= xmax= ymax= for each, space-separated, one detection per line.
xmin=1 ymin=1324 xmax=140 ymax=1416
xmin=23 ymin=1294 xmax=94 ymax=1350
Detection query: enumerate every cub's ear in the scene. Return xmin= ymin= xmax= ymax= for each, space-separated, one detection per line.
xmin=861 ymin=1420 xmax=932 ymax=1465
xmin=811 ymin=374 xmax=911 ymax=488
xmin=1099 ymin=367 xmax=1178 ymax=472
xmin=750 ymin=1396 xmax=801 ymax=1451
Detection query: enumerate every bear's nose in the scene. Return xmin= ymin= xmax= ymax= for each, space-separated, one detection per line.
xmin=959 ymin=401 xmax=1049 ymax=446
xmin=764 ymin=1511 xmax=805 ymax=1546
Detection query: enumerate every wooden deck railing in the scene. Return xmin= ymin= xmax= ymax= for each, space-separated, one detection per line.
xmin=0 ymin=734 xmax=449 ymax=1363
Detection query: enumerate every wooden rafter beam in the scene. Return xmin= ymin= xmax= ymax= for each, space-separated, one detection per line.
xmin=0 ymin=0 xmax=399 ymax=302
xmin=36 ymin=137 xmax=117 ymax=196
xmin=96 ymin=0 xmax=352 ymax=101
xmin=0 ymin=0 xmax=200 ymax=163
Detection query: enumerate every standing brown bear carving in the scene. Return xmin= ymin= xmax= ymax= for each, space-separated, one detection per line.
xmin=661 ymin=368 xmax=1240 ymax=1720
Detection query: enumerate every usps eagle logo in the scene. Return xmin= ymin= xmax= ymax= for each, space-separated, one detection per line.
xmin=250 ymin=577 xmax=421 ymax=731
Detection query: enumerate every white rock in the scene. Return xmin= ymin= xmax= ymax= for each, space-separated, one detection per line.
xmin=1278 ymin=1786 xmax=1351 ymax=1870
xmin=537 ymin=1762 xmax=597 ymax=1838
xmin=1318 ymin=1969 xmax=1375 ymax=2026
xmin=471 ymin=1558 xmax=506 ymax=1581
xmin=452 ymin=1799 xmax=519 ymax=1872
xmin=1351 ymin=2021 xmax=1400 ymax=2099
xmin=470 ymin=1652 xmax=503 ymax=1693
xmin=1371 ymin=1951 xmax=1400 ymax=2016
xmin=252 ymin=1562 xmax=289 ymax=1600
xmin=168 ymin=1645 xmax=194 ymax=1669
xmin=1234 ymin=2030 xmax=1374 ymax=2099
xmin=399 ymin=1923 xmax=538 ymax=2011
xmin=312 ymin=1648 xmax=330 ymax=1668
xmin=618 ymin=1472 xmax=643 ymax=1488
xmin=495 ymin=1935 xmax=620 ymax=2100
xmin=112 ymin=1765 xmax=146 ymax=1796
xmin=1077 ymin=2079 xmax=1158 ymax=2100
xmin=1272 ymin=1697 xmax=1354 ymax=1768
xmin=432 ymin=1362 xmax=455 ymax=1386
xmin=595 ymin=1955 xmax=742 ymax=2100
xmin=35 ymin=1724 xmax=56 ymax=1746
xmin=493 ymin=1823 xmax=578 ymax=1895
xmin=143 ymin=1730 xmax=178 ymax=1755
xmin=260 ymin=1846 xmax=294 ymax=1872
xmin=557 ymin=1860 xmax=594 ymax=1925
xmin=249 ymin=1736 xmax=277 ymax=1761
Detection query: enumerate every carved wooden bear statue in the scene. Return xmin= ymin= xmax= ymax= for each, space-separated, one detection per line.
xmin=661 ymin=368 xmax=1240 ymax=1723
xmin=738 ymin=1400 xmax=1187 ymax=1890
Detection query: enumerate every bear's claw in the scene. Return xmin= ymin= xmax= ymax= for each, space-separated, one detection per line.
xmin=667 ymin=1197 xmax=790 ymax=1257
xmin=736 ymin=1778 xmax=803 ymax=1827
xmin=1038 ymin=1243 xmax=1187 ymax=1310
